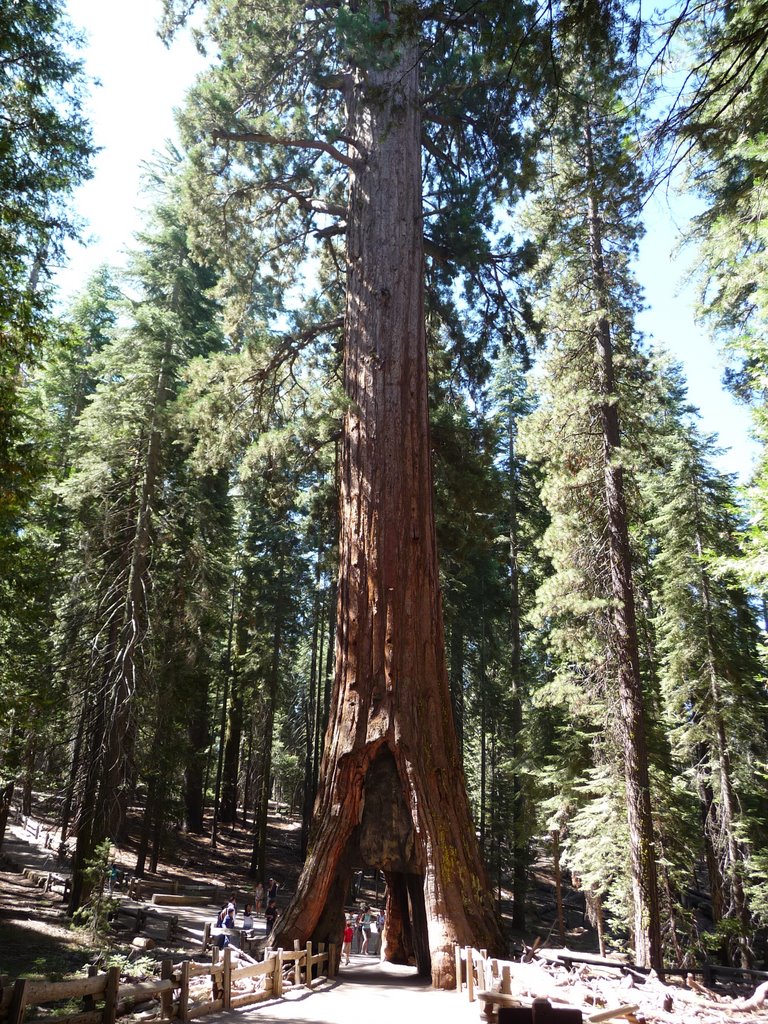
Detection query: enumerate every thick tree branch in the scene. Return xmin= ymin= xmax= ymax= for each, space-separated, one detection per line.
xmin=263 ymin=181 xmax=346 ymax=219
xmin=245 ymin=316 xmax=345 ymax=390
xmin=212 ymin=128 xmax=362 ymax=168
xmin=314 ymin=223 xmax=346 ymax=240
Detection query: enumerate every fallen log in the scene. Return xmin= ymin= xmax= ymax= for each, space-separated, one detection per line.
xmin=586 ymin=1005 xmax=640 ymax=1022
xmin=736 ymin=979 xmax=768 ymax=1012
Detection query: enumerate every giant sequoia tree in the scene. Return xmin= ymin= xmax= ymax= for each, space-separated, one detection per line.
xmin=165 ymin=0 xmax=534 ymax=981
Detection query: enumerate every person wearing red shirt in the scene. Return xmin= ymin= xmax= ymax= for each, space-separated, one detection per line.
xmin=342 ymin=918 xmax=354 ymax=965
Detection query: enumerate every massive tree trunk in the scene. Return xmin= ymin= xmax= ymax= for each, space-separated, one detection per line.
xmin=273 ymin=7 xmax=503 ymax=986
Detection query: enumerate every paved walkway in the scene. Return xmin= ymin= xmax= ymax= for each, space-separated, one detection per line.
xmin=3 ymin=824 xmax=481 ymax=1023
xmin=3 ymin=821 xmax=67 ymax=876
xmin=211 ymin=958 xmax=480 ymax=1024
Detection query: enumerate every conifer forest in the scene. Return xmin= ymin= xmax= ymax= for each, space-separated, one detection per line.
xmin=3 ymin=0 xmax=768 ymax=983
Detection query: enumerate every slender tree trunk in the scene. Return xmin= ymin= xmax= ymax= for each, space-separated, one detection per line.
xmin=585 ymin=116 xmax=662 ymax=971
xmin=250 ymin=612 xmax=282 ymax=880
xmin=0 ymin=781 xmax=14 ymax=853
xmin=135 ymin=774 xmax=159 ymax=878
xmin=149 ymin=806 xmax=162 ymax=875
xmin=273 ymin=8 xmax=502 ymax=984
xmin=60 ymin=699 xmax=87 ymax=845
xmin=695 ymin=529 xmax=751 ymax=965
xmin=183 ymin=672 xmax=209 ymax=833
xmin=212 ymin=578 xmax=236 ymax=849
xmin=242 ymin=725 xmax=254 ymax=829
xmin=302 ymin=547 xmax=323 ymax=854
xmin=508 ymin=409 xmax=527 ymax=931
xmin=552 ymin=829 xmax=566 ymax=943
xmin=220 ymin=678 xmax=242 ymax=824
xmin=69 ymin=610 xmax=120 ymax=913
xmin=586 ymin=890 xmax=606 ymax=957
xmin=698 ymin=771 xmax=725 ymax=926
xmin=312 ymin=587 xmax=326 ymax=797
xmin=21 ymin=734 xmax=34 ymax=817
xmin=448 ymin=623 xmax=465 ymax=756
xmin=479 ymin=608 xmax=487 ymax=858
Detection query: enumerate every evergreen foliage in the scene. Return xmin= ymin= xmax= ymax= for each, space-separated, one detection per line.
xmin=2 ymin=0 xmax=768 ymax=970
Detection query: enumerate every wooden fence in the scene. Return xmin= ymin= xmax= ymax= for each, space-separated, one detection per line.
xmin=0 ymin=941 xmax=336 ymax=1024
xmin=454 ymin=945 xmax=639 ymax=1022
xmin=454 ymin=944 xmax=768 ymax=1021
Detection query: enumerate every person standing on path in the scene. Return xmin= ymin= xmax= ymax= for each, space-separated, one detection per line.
xmin=360 ymin=906 xmax=371 ymax=954
xmin=342 ymin=918 xmax=353 ymax=965
xmin=265 ymin=899 xmax=278 ymax=932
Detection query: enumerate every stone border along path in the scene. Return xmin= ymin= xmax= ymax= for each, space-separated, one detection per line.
xmin=2 ymin=823 xmax=481 ymax=1023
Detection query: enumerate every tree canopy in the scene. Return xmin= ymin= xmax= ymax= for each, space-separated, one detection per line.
xmin=1 ymin=0 xmax=767 ymax=977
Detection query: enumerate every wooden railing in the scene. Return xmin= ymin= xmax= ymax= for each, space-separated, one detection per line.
xmin=454 ymin=945 xmax=638 ymax=1023
xmin=0 ymin=941 xmax=337 ymax=1024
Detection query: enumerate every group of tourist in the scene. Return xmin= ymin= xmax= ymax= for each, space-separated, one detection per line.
xmin=213 ymin=881 xmax=386 ymax=964
xmin=213 ymin=877 xmax=281 ymax=949
xmin=341 ymin=905 xmax=385 ymax=964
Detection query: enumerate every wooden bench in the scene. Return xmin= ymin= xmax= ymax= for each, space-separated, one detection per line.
xmin=109 ymin=905 xmax=178 ymax=941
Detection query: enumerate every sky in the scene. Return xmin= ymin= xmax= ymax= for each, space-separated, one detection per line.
xmin=58 ymin=0 xmax=208 ymax=293
xmin=59 ymin=0 xmax=757 ymax=483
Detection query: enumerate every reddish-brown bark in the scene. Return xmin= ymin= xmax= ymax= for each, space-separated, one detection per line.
xmin=272 ymin=10 xmax=502 ymax=986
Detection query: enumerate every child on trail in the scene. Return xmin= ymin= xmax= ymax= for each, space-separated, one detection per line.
xmin=342 ymin=918 xmax=353 ymax=965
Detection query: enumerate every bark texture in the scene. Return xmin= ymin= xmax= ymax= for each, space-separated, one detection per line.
xmin=273 ymin=9 xmax=502 ymax=986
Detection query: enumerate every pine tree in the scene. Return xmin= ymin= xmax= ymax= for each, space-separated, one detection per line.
xmin=58 ymin=159 xmax=228 ymax=909
xmin=518 ymin=10 xmax=663 ymax=967
xmin=643 ymin=362 xmax=766 ymax=964
xmin=0 ymin=0 xmax=93 ymax=556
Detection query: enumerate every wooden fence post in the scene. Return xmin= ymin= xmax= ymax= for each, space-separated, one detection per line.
xmin=501 ymin=964 xmax=511 ymax=996
xmin=274 ymin=949 xmax=284 ymax=998
xmin=306 ymin=941 xmax=312 ymax=986
xmin=83 ymin=965 xmax=97 ymax=1013
xmin=201 ymin=921 xmax=210 ymax=954
xmin=454 ymin=945 xmax=462 ymax=993
xmin=222 ymin=947 xmax=231 ymax=1010
xmin=466 ymin=947 xmax=475 ymax=1002
xmin=179 ymin=960 xmax=191 ymax=1022
xmin=102 ymin=965 xmax=120 ymax=1024
xmin=160 ymin=960 xmax=173 ymax=1019
xmin=478 ymin=950 xmax=487 ymax=991
xmin=9 ymin=979 xmax=27 ymax=1024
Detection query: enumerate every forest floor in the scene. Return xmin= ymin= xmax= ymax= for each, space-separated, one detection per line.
xmin=1 ymin=800 xmax=766 ymax=1023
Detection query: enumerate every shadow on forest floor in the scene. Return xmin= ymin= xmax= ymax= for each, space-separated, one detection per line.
xmin=0 ymin=796 xmax=599 ymax=981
